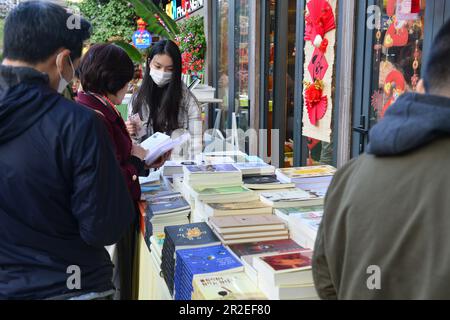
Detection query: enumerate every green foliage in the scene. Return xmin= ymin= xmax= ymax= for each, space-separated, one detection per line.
xmin=114 ymin=40 xmax=143 ymax=63
xmin=78 ymin=0 xmax=137 ymax=43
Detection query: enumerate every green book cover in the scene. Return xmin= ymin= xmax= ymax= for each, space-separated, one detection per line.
xmin=194 ymin=186 xmax=251 ymax=195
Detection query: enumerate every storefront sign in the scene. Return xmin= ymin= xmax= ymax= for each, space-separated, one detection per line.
xmin=164 ymin=0 xmax=204 ymax=21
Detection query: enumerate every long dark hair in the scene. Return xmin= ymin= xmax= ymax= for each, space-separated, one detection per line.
xmin=132 ymin=40 xmax=183 ymax=133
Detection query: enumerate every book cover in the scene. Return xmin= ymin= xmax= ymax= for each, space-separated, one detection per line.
xmin=261 ymin=252 xmax=311 ymax=272
xmin=148 ymin=195 xmax=190 ymax=215
xmin=260 ymin=189 xmax=319 ymax=203
xmin=277 ymin=165 xmax=336 ymax=178
xmin=193 ymin=273 xmax=266 ymax=300
xmin=243 ymin=175 xmax=281 ymax=185
xmin=209 ymin=215 xmax=286 ymax=229
xmin=178 ymin=245 xmax=243 ymax=275
xmin=234 ymin=162 xmax=273 ymax=169
xmin=229 ymin=239 xmax=305 ymax=257
xmin=207 ymin=201 xmax=271 ymax=211
xmin=185 ymin=164 xmax=239 ymax=174
xmin=164 ymin=222 xmax=220 ymax=248
xmin=194 ymin=186 xmax=252 ymax=196
xmin=276 ymin=206 xmax=324 ymax=216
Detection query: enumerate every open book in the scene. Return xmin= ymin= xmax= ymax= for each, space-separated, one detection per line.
xmin=140 ymin=132 xmax=190 ymax=165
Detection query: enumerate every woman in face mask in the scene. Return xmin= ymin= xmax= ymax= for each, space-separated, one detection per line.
xmin=76 ymin=43 xmax=170 ymax=300
xmin=126 ymin=40 xmax=202 ymax=160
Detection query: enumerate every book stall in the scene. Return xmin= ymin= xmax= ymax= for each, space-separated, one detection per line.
xmin=136 ymin=140 xmax=336 ymax=301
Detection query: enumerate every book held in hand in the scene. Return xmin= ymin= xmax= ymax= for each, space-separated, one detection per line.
xmin=141 ymin=132 xmax=190 ymax=165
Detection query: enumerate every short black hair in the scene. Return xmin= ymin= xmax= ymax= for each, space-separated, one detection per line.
xmin=3 ymin=1 xmax=91 ymax=63
xmin=78 ymin=43 xmax=134 ymax=95
xmin=423 ymin=19 xmax=450 ymax=93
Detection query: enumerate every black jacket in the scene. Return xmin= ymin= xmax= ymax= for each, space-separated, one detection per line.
xmin=0 ymin=65 xmax=135 ymax=299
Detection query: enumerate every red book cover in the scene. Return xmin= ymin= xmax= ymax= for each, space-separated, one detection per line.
xmin=230 ymin=239 xmax=305 ymax=257
xmin=261 ymin=252 xmax=311 ymax=271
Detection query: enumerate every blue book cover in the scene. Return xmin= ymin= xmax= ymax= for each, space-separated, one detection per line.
xmin=174 ymin=245 xmax=244 ymax=300
xmin=148 ymin=195 xmax=190 ymax=215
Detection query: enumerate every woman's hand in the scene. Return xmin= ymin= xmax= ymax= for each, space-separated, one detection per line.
xmin=125 ymin=120 xmax=137 ymax=136
xmin=145 ymin=150 xmax=172 ymax=169
xmin=131 ymin=144 xmax=148 ymax=161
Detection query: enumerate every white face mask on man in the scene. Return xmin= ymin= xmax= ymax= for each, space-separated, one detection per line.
xmin=57 ymin=54 xmax=75 ymax=94
xmin=150 ymin=68 xmax=172 ymax=87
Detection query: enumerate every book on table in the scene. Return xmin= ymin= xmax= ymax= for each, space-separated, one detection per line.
xmin=183 ymin=164 xmax=243 ymax=188
xmin=184 ymin=184 xmax=259 ymax=203
xmin=253 ymin=251 xmax=313 ymax=287
xmin=260 ymin=189 xmax=324 ymax=208
xmin=233 ymin=162 xmax=276 ymax=176
xmin=192 ymin=272 xmax=267 ymax=300
xmin=275 ymin=165 xmax=336 ymax=184
xmin=203 ymin=201 xmax=273 ymax=217
xmin=209 ymin=215 xmax=287 ymax=234
xmin=274 ymin=205 xmax=324 ymax=222
xmin=243 ymin=175 xmax=296 ymax=190
xmin=174 ymin=244 xmax=244 ymax=300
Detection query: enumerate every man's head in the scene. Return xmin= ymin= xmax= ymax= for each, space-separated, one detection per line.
xmin=423 ymin=19 xmax=450 ymax=97
xmin=2 ymin=1 xmax=91 ymax=92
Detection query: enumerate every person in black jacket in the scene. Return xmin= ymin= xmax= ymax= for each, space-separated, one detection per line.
xmin=0 ymin=1 xmax=135 ymax=300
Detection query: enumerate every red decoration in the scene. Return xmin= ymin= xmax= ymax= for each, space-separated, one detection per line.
xmin=411 ymin=0 xmax=421 ymax=13
xmin=137 ymin=18 xmax=146 ymax=31
xmin=319 ymin=38 xmax=329 ymax=54
xmin=387 ymin=0 xmax=397 ymax=17
xmin=304 ymin=80 xmax=328 ymax=126
xmin=381 ymin=70 xmax=406 ymax=118
xmin=384 ymin=20 xmax=409 ymax=48
xmin=308 ymin=48 xmax=328 ymax=81
xmin=304 ymin=0 xmax=336 ymax=46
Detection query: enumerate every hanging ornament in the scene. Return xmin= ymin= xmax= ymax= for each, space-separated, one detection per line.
xmin=307 ymin=138 xmax=320 ymax=166
xmin=384 ymin=17 xmax=409 ymax=48
xmin=308 ymin=47 xmax=329 ymax=81
xmin=374 ymin=28 xmax=382 ymax=63
xmin=381 ymin=70 xmax=406 ymax=118
xmin=304 ymin=79 xmax=328 ymax=126
xmin=411 ymin=40 xmax=421 ymax=91
xmin=304 ymin=0 xmax=336 ymax=49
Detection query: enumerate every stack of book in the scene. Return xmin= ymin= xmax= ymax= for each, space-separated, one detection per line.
xmin=283 ymin=207 xmax=324 ymax=250
xmin=202 ymin=201 xmax=273 ymax=218
xmin=192 ymin=272 xmax=267 ymax=300
xmin=174 ymin=244 xmax=243 ymax=300
xmin=260 ymin=189 xmax=324 ymax=208
xmin=145 ymin=191 xmax=191 ymax=236
xmin=183 ymin=164 xmax=243 ymax=189
xmin=209 ymin=215 xmax=289 ymax=245
xmin=253 ymin=251 xmax=318 ymax=300
xmin=229 ymin=239 xmax=306 ymax=283
xmin=162 ymin=222 xmax=221 ymax=296
xmin=276 ymin=165 xmax=336 ymax=198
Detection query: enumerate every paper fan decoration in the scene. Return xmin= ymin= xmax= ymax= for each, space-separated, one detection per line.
xmin=305 ymin=0 xmax=336 ymax=48
xmin=304 ymin=80 xmax=328 ymax=126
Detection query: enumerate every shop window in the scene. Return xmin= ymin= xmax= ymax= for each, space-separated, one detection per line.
xmin=369 ymin=0 xmax=426 ymax=128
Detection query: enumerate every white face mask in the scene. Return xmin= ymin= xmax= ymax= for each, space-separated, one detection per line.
xmin=150 ymin=68 xmax=172 ymax=87
xmin=57 ymin=54 xmax=75 ymax=94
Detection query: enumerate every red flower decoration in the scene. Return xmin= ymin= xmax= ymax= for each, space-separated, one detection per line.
xmin=304 ymin=80 xmax=328 ymax=126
